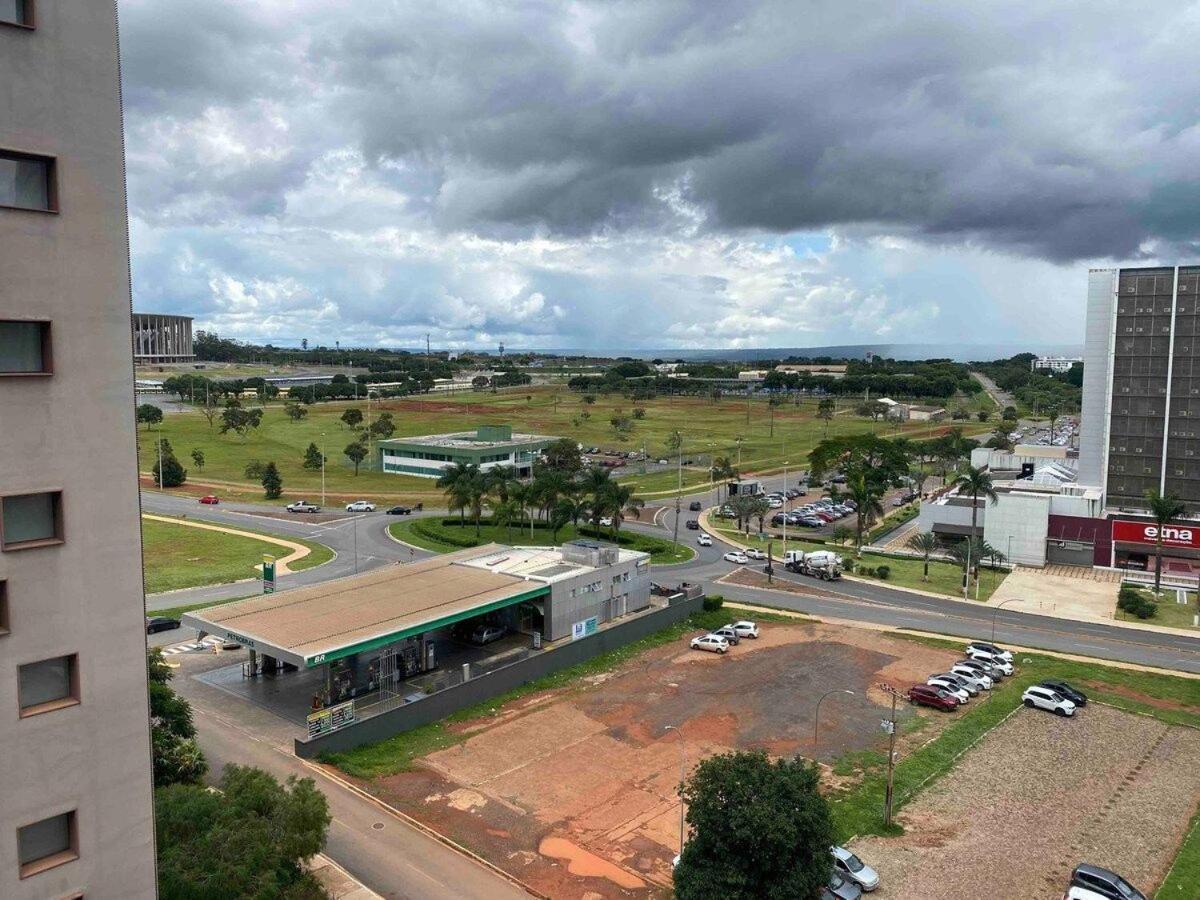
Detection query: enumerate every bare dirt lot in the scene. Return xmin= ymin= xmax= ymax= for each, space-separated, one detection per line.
xmin=361 ymin=622 xmax=963 ymax=899
xmin=851 ymin=703 xmax=1200 ymax=899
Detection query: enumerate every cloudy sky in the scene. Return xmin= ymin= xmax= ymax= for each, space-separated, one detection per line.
xmin=117 ymin=1 xmax=1200 ymax=352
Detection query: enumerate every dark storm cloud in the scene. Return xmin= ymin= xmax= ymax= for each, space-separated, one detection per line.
xmin=119 ymin=0 xmax=1200 ymax=260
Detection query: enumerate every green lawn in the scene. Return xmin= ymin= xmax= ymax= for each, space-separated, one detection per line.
xmin=137 ymin=387 xmax=978 ymax=502
xmin=712 ymin=527 xmax=1007 ymax=601
xmin=151 ymin=595 xmax=255 ymax=622
xmin=1116 ymin=587 xmax=1198 ymax=630
xmin=141 ymin=517 xmax=334 ymax=594
xmin=830 ymin=634 xmax=1200 ymax=843
xmin=389 ymin=516 xmax=694 ymax=565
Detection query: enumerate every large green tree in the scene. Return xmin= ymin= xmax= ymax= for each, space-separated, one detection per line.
xmin=147 ymin=649 xmax=207 ymax=789
xmin=846 ymin=471 xmax=885 ymax=552
xmin=155 ymin=765 xmax=331 ymax=900
xmin=340 ymin=408 xmax=363 ymax=430
xmin=1145 ymin=489 xmax=1188 ymax=594
xmin=137 ymin=403 xmax=164 ymax=430
xmin=261 ymin=461 xmax=283 ymax=499
xmin=674 ymin=751 xmax=833 ymax=900
xmin=152 ymin=439 xmax=188 ymax=488
xmin=302 ymin=442 xmax=325 ymax=471
xmin=343 ymin=439 xmax=368 ymax=476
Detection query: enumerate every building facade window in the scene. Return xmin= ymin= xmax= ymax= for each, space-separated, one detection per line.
xmin=0 ymin=580 xmax=8 ymax=634
xmin=0 ymin=0 xmax=34 ymax=28
xmin=0 ymin=320 xmax=51 ymax=374
xmin=18 ymin=654 xmax=79 ymax=717
xmin=1 ymin=491 xmax=63 ymax=549
xmin=17 ymin=811 xmax=78 ymax=878
xmin=0 ymin=150 xmax=56 ymax=211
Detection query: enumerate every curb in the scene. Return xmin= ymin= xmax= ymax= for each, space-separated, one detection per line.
xmin=300 ymin=760 xmax=550 ymax=899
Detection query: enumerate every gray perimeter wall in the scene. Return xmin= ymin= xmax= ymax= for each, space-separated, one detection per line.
xmin=296 ymin=593 xmax=705 ymax=758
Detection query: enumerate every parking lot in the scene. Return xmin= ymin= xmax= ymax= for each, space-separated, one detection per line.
xmin=351 ymin=621 xmax=964 ymax=898
xmin=850 ymin=703 xmax=1200 ymax=899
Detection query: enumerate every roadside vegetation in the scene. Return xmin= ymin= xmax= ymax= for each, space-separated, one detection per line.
xmin=828 ymin=635 xmax=1200 ymax=844
xmin=141 ymin=516 xmax=333 ymax=593
xmin=390 ymin=516 xmax=693 ymax=564
xmin=148 ymin=648 xmax=332 ymax=898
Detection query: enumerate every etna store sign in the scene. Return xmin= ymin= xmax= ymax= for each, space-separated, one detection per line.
xmin=1111 ymin=520 xmax=1200 ymax=549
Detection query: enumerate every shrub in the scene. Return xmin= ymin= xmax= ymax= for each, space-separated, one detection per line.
xmin=875 ymin=564 xmax=891 ymax=580
xmin=1117 ymin=584 xmax=1140 ymax=603
xmin=702 ymin=594 xmax=724 ymax=612
xmin=1117 ymin=592 xmax=1159 ymax=619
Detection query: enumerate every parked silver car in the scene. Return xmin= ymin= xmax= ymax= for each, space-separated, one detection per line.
xmin=831 ymin=846 xmax=879 ymax=892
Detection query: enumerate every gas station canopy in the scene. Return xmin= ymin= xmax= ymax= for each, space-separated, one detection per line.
xmin=181 ymin=545 xmax=550 ymax=668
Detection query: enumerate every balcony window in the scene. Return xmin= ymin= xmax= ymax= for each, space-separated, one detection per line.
xmin=0 ymin=151 xmax=56 ymax=211
xmin=17 ymin=811 xmax=78 ymax=879
xmin=0 ymin=0 xmax=33 ymax=28
xmin=0 ymin=491 xmax=63 ymax=549
xmin=18 ymin=654 xmax=79 ymax=716
xmin=0 ymin=320 xmax=51 ymax=374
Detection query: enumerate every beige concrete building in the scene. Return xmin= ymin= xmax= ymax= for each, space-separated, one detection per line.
xmin=0 ymin=3 xmax=157 ymax=897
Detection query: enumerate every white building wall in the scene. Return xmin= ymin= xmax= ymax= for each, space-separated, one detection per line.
xmin=1078 ymin=269 xmax=1117 ymax=486
xmin=984 ymin=492 xmax=1051 ymax=567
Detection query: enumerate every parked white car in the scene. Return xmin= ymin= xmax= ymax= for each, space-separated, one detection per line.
xmin=1022 ymin=685 xmax=1076 ymax=717
xmin=696 ymin=533 xmax=713 ymax=546
xmin=966 ymin=648 xmax=1014 ymax=675
xmin=965 ymin=641 xmax=1013 ymax=662
xmin=345 ymin=500 xmax=376 ymax=512
xmin=744 ymin=548 xmax=767 ymax=560
xmin=926 ymin=676 xmax=970 ymax=704
xmin=949 ymin=664 xmax=992 ymax=690
xmin=730 ymin=621 xmax=759 ymax=639
xmin=690 ymin=634 xmax=729 ymax=654
xmin=831 ymin=846 xmax=880 ymax=892
xmin=936 ymin=671 xmax=980 ymax=696
xmin=723 ymin=551 xmax=750 ymax=564
xmin=599 ymin=516 xmax=614 ymax=527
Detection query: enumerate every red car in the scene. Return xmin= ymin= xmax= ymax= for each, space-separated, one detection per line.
xmin=907 ymin=684 xmax=960 ymax=711
xmin=198 ymin=495 xmax=220 ymax=505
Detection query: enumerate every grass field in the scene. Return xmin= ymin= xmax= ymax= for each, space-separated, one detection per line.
xmin=1116 ymin=587 xmax=1198 ymax=631
xmin=712 ymin=526 xmax=1007 ymax=601
xmin=136 ymin=387 xmax=980 ymax=502
xmin=141 ymin=516 xmax=334 ymax=593
xmin=388 ymin=516 xmax=694 ymax=565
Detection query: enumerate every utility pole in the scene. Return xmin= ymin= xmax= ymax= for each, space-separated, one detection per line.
xmin=320 ymin=432 xmax=326 ymax=507
xmin=883 ymin=686 xmax=898 ymax=827
xmin=672 ymin=437 xmax=683 ymax=552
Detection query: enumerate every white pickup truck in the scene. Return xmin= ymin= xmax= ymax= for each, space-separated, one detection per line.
xmin=286 ymin=500 xmax=321 ymax=513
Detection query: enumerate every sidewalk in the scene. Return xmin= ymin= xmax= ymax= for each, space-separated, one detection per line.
xmin=307 ymin=854 xmax=382 ymax=899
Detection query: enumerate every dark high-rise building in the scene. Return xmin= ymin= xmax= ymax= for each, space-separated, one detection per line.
xmin=1080 ymin=265 xmax=1200 ymax=514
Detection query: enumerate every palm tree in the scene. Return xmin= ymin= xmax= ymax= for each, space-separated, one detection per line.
xmin=550 ymin=498 xmax=576 ymax=542
xmin=604 ymin=482 xmax=644 ymax=539
xmin=710 ymin=455 xmax=736 ymax=503
xmin=907 ymin=531 xmax=940 ymax=581
xmin=483 ymin=464 xmax=517 ymax=503
xmin=749 ymin=496 xmax=770 ymax=534
xmin=1145 ymin=489 xmax=1187 ymax=594
xmin=581 ymin=467 xmax=615 ymax=528
xmin=488 ymin=497 xmax=521 ymax=543
xmin=508 ymin=480 xmax=536 ymax=538
xmin=847 ymin=472 xmax=884 ymax=554
xmin=436 ymin=462 xmax=474 ymax=527
xmin=951 ymin=465 xmax=998 ymax=537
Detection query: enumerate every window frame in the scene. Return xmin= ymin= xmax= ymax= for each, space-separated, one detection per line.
xmin=0 ymin=0 xmax=35 ymax=30
xmin=0 ymin=580 xmax=8 ymax=635
xmin=0 ymin=148 xmax=58 ymax=213
xmin=17 ymin=809 xmax=78 ymax=879
xmin=17 ymin=653 xmax=80 ymax=718
xmin=0 ymin=319 xmax=53 ymax=376
xmin=0 ymin=490 xmax=65 ymax=550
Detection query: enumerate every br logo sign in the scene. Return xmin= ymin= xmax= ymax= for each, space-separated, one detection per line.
xmin=1111 ymin=519 xmax=1200 ymax=549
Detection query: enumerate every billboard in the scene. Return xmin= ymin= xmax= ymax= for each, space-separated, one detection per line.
xmin=1111 ymin=519 xmax=1200 ymax=549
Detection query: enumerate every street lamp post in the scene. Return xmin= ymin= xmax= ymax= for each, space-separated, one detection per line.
xmin=664 ymin=725 xmax=687 ymax=859
xmin=991 ymin=598 xmax=1020 ymax=644
xmin=782 ymin=460 xmax=789 ymax=557
xmin=320 ymin=432 xmax=326 ymax=507
xmin=813 ymin=689 xmax=856 ymax=755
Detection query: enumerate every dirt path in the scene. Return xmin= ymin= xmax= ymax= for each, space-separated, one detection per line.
xmin=141 ymin=513 xmax=312 ymax=575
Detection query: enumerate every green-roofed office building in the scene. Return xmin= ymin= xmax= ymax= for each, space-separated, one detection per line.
xmin=377 ymin=425 xmax=558 ymax=478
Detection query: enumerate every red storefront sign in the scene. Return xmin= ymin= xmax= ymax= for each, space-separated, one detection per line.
xmin=1111 ymin=519 xmax=1200 ymax=549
